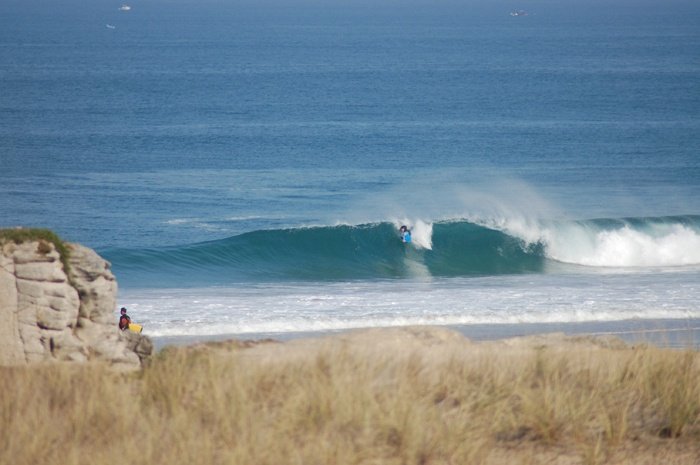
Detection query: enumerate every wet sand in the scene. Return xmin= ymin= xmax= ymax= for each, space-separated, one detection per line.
xmin=151 ymin=318 xmax=700 ymax=351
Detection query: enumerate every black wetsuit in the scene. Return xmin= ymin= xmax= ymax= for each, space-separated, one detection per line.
xmin=119 ymin=314 xmax=131 ymax=330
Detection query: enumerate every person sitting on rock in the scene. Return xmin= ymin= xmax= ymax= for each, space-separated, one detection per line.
xmin=118 ymin=307 xmax=131 ymax=330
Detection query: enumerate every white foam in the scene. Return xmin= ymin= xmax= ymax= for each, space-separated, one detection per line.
xmin=411 ymin=220 xmax=433 ymax=250
xmin=496 ymin=219 xmax=700 ymax=268
xmin=118 ymin=271 xmax=700 ymax=338
xmin=571 ymin=225 xmax=700 ymax=267
xmin=165 ymin=218 xmax=194 ymax=225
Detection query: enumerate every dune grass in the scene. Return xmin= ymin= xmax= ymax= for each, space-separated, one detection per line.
xmin=1 ymin=334 xmax=698 ymax=465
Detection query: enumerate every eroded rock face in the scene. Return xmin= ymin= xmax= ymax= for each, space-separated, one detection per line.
xmin=0 ymin=240 xmax=152 ymax=369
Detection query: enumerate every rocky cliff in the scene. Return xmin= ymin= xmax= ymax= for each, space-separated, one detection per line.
xmin=0 ymin=235 xmax=152 ymax=369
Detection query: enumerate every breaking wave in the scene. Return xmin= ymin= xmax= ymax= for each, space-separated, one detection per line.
xmin=102 ymin=215 xmax=700 ymax=288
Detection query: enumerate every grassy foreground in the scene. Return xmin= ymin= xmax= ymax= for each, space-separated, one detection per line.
xmin=1 ymin=329 xmax=699 ymax=465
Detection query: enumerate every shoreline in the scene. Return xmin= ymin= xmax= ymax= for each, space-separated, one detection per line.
xmin=151 ymin=317 xmax=700 ymax=351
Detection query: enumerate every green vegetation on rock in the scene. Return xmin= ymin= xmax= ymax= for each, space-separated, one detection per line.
xmin=0 ymin=228 xmax=71 ymax=274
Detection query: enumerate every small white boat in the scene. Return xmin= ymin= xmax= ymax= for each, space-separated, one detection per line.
xmin=106 ymin=24 xmax=116 ymax=29
xmin=510 ymin=10 xmax=528 ymax=16
xmin=119 ymin=4 xmax=131 ymax=11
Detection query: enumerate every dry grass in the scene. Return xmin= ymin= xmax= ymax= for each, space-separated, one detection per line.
xmin=1 ymin=328 xmax=699 ymax=465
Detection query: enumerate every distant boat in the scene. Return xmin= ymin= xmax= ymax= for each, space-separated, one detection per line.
xmin=119 ymin=4 xmax=131 ymax=11
xmin=510 ymin=10 xmax=528 ymax=16
xmin=106 ymin=24 xmax=116 ymax=29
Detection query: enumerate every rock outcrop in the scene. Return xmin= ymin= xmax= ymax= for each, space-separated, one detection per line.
xmin=0 ymin=239 xmax=152 ymax=369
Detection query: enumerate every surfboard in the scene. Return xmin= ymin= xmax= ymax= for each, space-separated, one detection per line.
xmin=128 ymin=323 xmax=143 ymax=334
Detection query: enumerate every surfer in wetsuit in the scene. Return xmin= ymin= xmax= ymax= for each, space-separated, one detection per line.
xmin=400 ymin=225 xmax=412 ymax=243
xmin=118 ymin=307 xmax=131 ymax=331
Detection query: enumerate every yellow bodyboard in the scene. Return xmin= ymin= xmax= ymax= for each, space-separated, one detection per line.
xmin=128 ymin=323 xmax=143 ymax=334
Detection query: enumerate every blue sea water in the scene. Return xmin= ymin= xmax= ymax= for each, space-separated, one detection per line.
xmin=2 ymin=0 xmax=700 ymax=340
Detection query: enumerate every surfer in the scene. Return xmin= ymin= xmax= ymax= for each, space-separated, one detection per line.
xmin=400 ymin=225 xmax=412 ymax=243
xmin=118 ymin=307 xmax=131 ymax=330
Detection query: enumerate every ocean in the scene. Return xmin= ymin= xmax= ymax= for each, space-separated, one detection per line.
xmin=2 ymin=0 xmax=699 ymax=344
